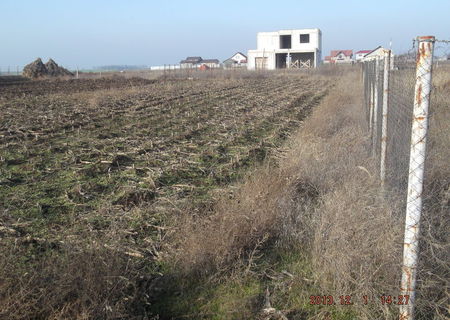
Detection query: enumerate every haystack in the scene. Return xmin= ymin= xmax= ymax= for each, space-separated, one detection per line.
xmin=22 ymin=58 xmax=48 ymax=78
xmin=45 ymin=59 xmax=73 ymax=77
xmin=22 ymin=58 xmax=74 ymax=79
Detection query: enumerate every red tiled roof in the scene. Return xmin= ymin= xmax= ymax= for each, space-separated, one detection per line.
xmin=330 ymin=50 xmax=353 ymax=57
xmin=355 ymin=50 xmax=371 ymax=54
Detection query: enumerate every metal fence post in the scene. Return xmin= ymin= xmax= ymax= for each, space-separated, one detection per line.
xmin=363 ymin=63 xmax=369 ymax=124
xmin=399 ymin=35 xmax=435 ymax=320
xmin=380 ymin=50 xmax=391 ymax=185
xmin=372 ymin=58 xmax=380 ymax=156
xmin=369 ymin=62 xmax=374 ymax=136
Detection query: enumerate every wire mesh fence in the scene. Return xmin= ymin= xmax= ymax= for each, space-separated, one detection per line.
xmin=362 ymin=37 xmax=449 ymax=320
xmin=364 ymin=54 xmax=419 ymax=195
xmin=386 ymin=60 xmax=416 ymax=193
xmin=0 ymin=66 xmax=23 ymax=76
xmin=363 ymin=49 xmax=420 ymax=196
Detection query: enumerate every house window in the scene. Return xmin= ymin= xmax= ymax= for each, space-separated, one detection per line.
xmin=300 ymin=34 xmax=310 ymax=43
xmin=280 ymin=35 xmax=291 ymax=49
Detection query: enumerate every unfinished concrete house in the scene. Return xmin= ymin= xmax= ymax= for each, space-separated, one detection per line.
xmin=247 ymin=29 xmax=322 ymax=70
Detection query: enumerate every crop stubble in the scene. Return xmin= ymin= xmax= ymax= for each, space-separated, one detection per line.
xmin=0 ymin=76 xmax=328 ymax=246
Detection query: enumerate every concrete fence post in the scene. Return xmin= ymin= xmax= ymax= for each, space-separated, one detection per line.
xmin=369 ymin=61 xmax=374 ymax=137
xmin=361 ymin=62 xmax=363 ymax=82
xmin=399 ymin=35 xmax=435 ymax=320
xmin=362 ymin=63 xmax=365 ymax=103
xmin=371 ymin=58 xmax=380 ymax=156
xmin=380 ymin=50 xmax=391 ymax=185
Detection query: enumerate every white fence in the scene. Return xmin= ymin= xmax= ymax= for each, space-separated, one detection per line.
xmin=362 ymin=36 xmax=448 ymax=320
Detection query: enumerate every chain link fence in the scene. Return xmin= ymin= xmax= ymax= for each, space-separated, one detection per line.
xmin=0 ymin=66 xmax=23 ymax=76
xmin=362 ymin=37 xmax=449 ymax=320
xmin=363 ymin=52 xmax=418 ymax=194
xmin=385 ymin=60 xmax=415 ymax=192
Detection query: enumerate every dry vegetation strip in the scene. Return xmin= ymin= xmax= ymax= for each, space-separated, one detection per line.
xmin=157 ymin=70 xmax=449 ymax=320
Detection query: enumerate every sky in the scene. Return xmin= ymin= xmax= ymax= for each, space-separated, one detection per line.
xmin=0 ymin=0 xmax=449 ymax=69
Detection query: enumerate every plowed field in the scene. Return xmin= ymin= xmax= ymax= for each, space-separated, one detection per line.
xmin=0 ymin=75 xmax=328 ymax=246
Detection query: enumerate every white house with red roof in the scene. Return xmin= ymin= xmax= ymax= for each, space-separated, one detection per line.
xmin=324 ymin=50 xmax=353 ymax=64
xmin=355 ymin=50 xmax=371 ymax=62
xmin=362 ymin=46 xmax=395 ymax=69
xmin=362 ymin=46 xmax=392 ymax=61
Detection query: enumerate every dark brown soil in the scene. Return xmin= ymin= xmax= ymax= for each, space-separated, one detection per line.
xmin=0 ymin=76 xmax=156 ymax=98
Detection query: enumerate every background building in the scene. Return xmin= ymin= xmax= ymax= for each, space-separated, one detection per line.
xmin=180 ymin=57 xmax=203 ymax=68
xmin=247 ymin=29 xmax=322 ymax=70
xmin=362 ymin=46 xmax=395 ymax=69
xmin=223 ymin=52 xmax=247 ymax=68
xmin=324 ymin=50 xmax=353 ymax=64
xmin=180 ymin=57 xmax=220 ymax=69
xmin=355 ymin=50 xmax=371 ymax=62
xmin=199 ymin=59 xmax=220 ymax=68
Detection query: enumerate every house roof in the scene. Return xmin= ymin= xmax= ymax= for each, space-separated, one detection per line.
xmin=180 ymin=57 xmax=203 ymax=64
xmin=223 ymin=52 xmax=248 ymax=63
xmin=231 ymin=52 xmax=247 ymax=59
xmin=355 ymin=50 xmax=371 ymax=54
xmin=330 ymin=50 xmax=353 ymax=57
xmin=201 ymin=59 xmax=220 ymax=64
xmin=364 ymin=46 xmax=383 ymax=57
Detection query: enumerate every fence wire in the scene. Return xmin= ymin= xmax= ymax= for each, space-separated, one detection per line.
xmin=363 ymin=54 xmax=418 ymax=198
xmin=386 ymin=61 xmax=416 ymax=194
xmin=362 ymin=38 xmax=450 ymax=320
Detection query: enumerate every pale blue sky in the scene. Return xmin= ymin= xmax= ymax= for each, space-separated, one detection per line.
xmin=1 ymin=0 xmax=449 ymax=69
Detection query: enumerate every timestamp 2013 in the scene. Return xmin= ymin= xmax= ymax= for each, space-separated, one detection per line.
xmin=309 ymin=295 xmax=410 ymax=306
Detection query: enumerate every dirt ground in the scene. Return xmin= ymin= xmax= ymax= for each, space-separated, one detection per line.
xmin=0 ymin=75 xmax=156 ymax=98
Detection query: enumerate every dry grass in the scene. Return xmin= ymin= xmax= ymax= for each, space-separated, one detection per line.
xmin=166 ymin=69 xmax=448 ymax=319
xmin=287 ymin=73 xmax=404 ymax=319
xmin=0 ymin=67 xmax=447 ymax=319
xmin=0 ymin=239 xmax=135 ymax=320
xmin=412 ymin=67 xmax=450 ymax=319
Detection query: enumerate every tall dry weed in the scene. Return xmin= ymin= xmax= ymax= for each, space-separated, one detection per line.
xmin=169 ymin=70 xmax=448 ymax=319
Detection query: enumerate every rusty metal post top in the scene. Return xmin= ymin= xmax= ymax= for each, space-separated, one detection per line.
xmin=417 ymin=36 xmax=435 ymax=42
